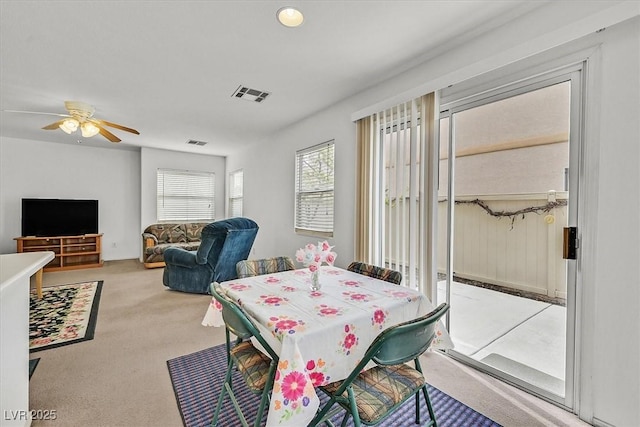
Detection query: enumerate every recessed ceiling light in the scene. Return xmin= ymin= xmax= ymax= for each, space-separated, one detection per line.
xmin=277 ymin=7 xmax=304 ymax=28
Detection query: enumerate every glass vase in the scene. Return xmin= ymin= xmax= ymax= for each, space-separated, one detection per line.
xmin=310 ymin=269 xmax=321 ymax=291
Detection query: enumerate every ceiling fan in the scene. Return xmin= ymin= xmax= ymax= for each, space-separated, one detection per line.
xmin=4 ymin=101 xmax=139 ymax=143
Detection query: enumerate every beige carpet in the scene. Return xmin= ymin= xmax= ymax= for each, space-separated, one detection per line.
xmin=28 ymin=259 xmax=589 ymax=427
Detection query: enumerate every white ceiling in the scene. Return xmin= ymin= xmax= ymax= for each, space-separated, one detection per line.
xmin=0 ymin=1 xmax=542 ymax=156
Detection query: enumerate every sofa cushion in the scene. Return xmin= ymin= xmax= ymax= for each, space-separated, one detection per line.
xmin=145 ymin=242 xmax=200 ymax=257
xmin=168 ymin=224 xmax=188 ymax=243
xmin=185 ymin=222 xmax=208 ymax=242
xmin=144 ymin=223 xmax=187 ymax=244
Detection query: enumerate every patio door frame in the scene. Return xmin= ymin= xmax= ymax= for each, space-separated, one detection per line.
xmin=437 ymin=62 xmax=586 ymax=410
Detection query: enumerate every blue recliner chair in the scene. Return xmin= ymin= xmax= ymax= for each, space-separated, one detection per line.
xmin=162 ymin=217 xmax=259 ymax=294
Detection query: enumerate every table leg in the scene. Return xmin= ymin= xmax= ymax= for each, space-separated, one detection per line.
xmin=35 ymin=268 xmax=43 ymax=299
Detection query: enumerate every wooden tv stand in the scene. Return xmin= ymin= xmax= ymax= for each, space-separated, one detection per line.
xmin=15 ymin=234 xmax=103 ymax=272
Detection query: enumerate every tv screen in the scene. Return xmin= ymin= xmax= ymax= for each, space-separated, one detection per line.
xmin=22 ymin=198 xmax=98 ymax=237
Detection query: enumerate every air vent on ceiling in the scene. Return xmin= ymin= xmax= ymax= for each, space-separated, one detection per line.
xmin=232 ymin=85 xmax=270 ymax=103
xmin=186 ymin=139 xmax=207 ymax=146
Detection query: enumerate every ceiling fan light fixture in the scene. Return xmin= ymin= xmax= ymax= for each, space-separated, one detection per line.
xmin=59 ymin=118 xmax=79 ymax=134
xmin=277 ymin=7 xmax=304 ymax=27
xmin=81 ymin=122 xmax=100 ymax=138
xmin=12 ymin=100 xmax=138 ymax=143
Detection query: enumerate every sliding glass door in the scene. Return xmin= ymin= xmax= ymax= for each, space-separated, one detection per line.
xmin=437 ymin=67 xmax=583 ymax=408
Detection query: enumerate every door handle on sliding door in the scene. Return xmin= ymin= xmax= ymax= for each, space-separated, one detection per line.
xmin=563 ymin=227 xmax=578 ymax=260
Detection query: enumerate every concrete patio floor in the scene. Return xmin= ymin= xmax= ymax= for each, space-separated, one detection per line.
xmin=437 ymin=280 xmax=566 ymax=397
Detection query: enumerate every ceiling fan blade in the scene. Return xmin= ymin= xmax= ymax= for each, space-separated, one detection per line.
xmin=97 ymin=126 xmax=121 ymax=143
xmin=94 ymin=119 xmax=140 ymax=135
xmin=42 ymin=119 xmax=66 ymax=130
xmin=3 ymin=109 xmax=71 ymax=118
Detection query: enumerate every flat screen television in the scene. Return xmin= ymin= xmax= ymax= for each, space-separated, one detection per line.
xmin=21 ymin=198 xmax=99 ymax=237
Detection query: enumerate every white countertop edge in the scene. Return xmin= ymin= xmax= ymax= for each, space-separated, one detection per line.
xmin=0 ymin=252 xmax=55 ymax=290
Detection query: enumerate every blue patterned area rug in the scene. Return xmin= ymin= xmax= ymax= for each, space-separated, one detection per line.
xmin=167 ymin=344 xmax=501 ymax=427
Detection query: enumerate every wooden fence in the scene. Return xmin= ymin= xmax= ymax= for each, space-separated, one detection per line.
xmin=384 ymin=191 xmax=568 ymax=299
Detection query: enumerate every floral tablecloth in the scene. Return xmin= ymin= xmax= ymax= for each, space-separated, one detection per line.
xmin=202 ymin=266 xmax=453 ymax=427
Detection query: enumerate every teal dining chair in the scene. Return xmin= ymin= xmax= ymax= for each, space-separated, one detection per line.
xmin=210 ymin=283 xmax=279 ymax=427
xmin=236 ymin=256 xmax=296 ymax=278
xmin=308 ymin=303 xmax=450 ymax=427
xmin=347 ymin=261 xmax=403 ymax=285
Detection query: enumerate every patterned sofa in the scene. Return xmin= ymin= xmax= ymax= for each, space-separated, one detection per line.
xmin=142 ymin=222 xmax=209 ymax=268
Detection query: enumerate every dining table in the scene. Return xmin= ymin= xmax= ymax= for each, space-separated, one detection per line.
xmin=202 ymin=265 xmax=454 ymax=427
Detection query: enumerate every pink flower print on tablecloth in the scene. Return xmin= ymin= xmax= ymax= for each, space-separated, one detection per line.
xmin=309 ymin=290 xmax=323 ymax=298
xmin=272 ymin=360 xmax=314 ymax=421
xmin=281 ymin=371 xmax=307 ymax=401
xmin=383 ymin=288 xmax=417 ymax=301
xmin=275 ymin=319 xmax=299 ymax=331
xmin=265 ymin=276 xmax=281 ymax=284
xmin=342 ymin=291 xmax=372 ymax=302
xmin=275 ymin=370 xmax=312 ymax=421
xmin=430 ymin=328 xmax=445 ymax=347
xmin=338 ymin=324 xmax=359 ymax=355
xmin=267 ymin=316 xmax=306 ymax=339
xmin=340 ymin=279 xmax=361 ymax=287
xmin=324 ymin=268 xmax=342 ymax=275
xmin=371 ymin=307 xmax=389 ymax=330
xmin=305 ymin=359 xmax=330 ymax=386
xmin=281 ymin=285 xmax=297 ymax=292
xmin=308 ymin=371 xmax=326 ymax=387
xmin=229 ymin=283 xmax=250 ymax=291
xmin=258 ymin=295 xmax=289 ymax=306
xmin=315 ymin=304 xmax=343 ymax=317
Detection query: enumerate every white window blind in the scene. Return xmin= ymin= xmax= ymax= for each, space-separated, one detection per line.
xmin=157 ymin=169 xmax=215 ymax=221
xmin=295 ymin=141 xmax=335 ymax=237
xmin=228 ymin=169 xmax=243 ymax=217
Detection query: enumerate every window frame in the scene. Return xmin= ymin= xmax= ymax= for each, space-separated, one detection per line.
xmin=294 ymin=140 xmax=335 ymax=238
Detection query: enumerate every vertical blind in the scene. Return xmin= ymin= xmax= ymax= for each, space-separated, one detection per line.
xmin=379 ymin=102 xmax=420 ymax=289
xmin=157 ymin=168 xmax=215 ymax=221
xmin=355 ymin=94 xmax=436 ymax=295
xmin=228 ymin=169 xmax=243 ymax=217
xmin=295 ymin=141 xmax=335 ymax=236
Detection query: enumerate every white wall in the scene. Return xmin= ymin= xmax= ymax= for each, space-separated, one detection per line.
xmin=139 ymin=147 xmax=226 ymax=257
xmin=226 ymin=5 xmax=639 ymax=427
xmin=227 ymin=104 xmax=357 ymax=266
xmin=0 ymin=141 xmax=228 ymax=261
xmin=587 ymin=16 xmax=640 ymax=426
xmin=0 ymin=137 xmax=141 ymax=260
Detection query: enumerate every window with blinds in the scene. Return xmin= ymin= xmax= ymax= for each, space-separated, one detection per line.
xmin=228 ymin=169 xmax=243 ymax=217
xmin=295 ymin=141 xmax=335 ymax=237
xmin=157 ymin=168 xmax=215 ymax=221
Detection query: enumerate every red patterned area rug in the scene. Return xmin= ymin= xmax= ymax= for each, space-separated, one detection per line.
xmin=29 ymin=281 xmax=103 ymax=352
